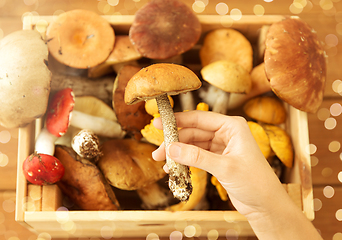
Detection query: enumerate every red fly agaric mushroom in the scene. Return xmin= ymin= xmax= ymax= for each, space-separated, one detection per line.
xmin=124 ymin=63 xmax=202 ymax=201
xmin=264 ymin=17 xmax=327 ymax=113
xmin=129 ymin=0 xmax=201 ymax=59
xmin=46 ymin=9 xmax=115 ymax=69
xmin=0 ymin=30 xmax=51 ymax=129
xmin=46 ymin=88 xmax=125 ymax=138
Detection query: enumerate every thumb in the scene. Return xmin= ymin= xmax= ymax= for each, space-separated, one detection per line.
xmin=166 ymin=142 xmax=225 ymax=177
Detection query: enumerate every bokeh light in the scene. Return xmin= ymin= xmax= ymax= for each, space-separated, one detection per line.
xmin=184 ymin=225 xmax=196 ymax=238
xmin=0 ymin=153 xmax=9 ymax=167
xmin=169 ymin=231 xmax=183 ymax=240
xmin=216 ymin=2 xmax=229 ymax=15
xmin=207 ymin=229 xmax=219 ymax=240
xmin=328 ymin=140 xmax=341 ymax=152
xmin=324 ymin=117 xmax=337 ymax=130
xmin=253 ymin=4 xmax=265 ymax=16
xmin=320 ymin=0 xmax=334 ymax=10
xmin=322 ymin=167 xmax=333 ymax=177
xmin=330 ymin=103 xmax=342 ymax=116
xmin=336 ymin=209 xmax=342 ymax=221
xmin=325 ymin=33 xmax=339 ymax=47
xmin=192 ymin=1 xmax=206 ymax=13
xmin=323 ymin=185 xmax=335 ymax=198
xmin=311 ymin=156 xmax=319 ymax=167
xmin=313 ymin=198 xmax=323 ymax=211
xmin=230 ymin=8 xmax=242 ymax=21
xmin=317 ymin=107 xmax=330 ymax=121
xmin=107 ymin=0 xmax=119 ymax=6
xmin=306 ymin=143 xmax=317 ymax=155
xmin=338 ymin=171 xmax=342 ymax=182
xmin=333 ymin=232 xmax=342 ymax=240
xmin=146 ymin=233 xmax=160 ymax=240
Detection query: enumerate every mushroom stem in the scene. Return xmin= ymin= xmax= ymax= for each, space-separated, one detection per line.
xmin=70 ymin=110 xmax=126 ymax=138
xmin=155 ymin=93 xmax=192 ymax=202
xmin=212 ymin=89 xmax=230 ymax=115
xmin=35 ymin=128 xmax=59 ymax=155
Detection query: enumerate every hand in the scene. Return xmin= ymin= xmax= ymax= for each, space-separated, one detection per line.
xmin=152 ymin=110 xmax=288 ymax=217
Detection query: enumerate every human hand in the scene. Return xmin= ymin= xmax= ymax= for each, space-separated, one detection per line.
xmin=152 ymin=110 xmax=288 ymax=218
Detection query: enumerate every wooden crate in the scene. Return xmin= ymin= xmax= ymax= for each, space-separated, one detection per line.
xmin=15 ymin=14 xmax=314 ymax=238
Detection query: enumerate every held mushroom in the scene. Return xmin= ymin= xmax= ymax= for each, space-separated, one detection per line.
xmin=0 ymin=30 xmax=51 ymax=129
xmin=124 ymin=63 xmax=202 ymax=201
xmin=129 ymin=0 xmax=201 ymax=59
xmin=46 ymin=88 xmax=125 ymax=138
xmin=46 ymin=9 xmax=115 ymax=69
xmin=264 ymin=17 xmax=326 ymax=113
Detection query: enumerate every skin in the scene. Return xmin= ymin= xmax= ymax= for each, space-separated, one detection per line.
xmin=152 ymin=110 xmax=323 ymax=240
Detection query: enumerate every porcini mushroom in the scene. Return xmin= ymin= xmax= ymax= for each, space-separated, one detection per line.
xmin=124 ymin=63 xmax=202 ymax=201
xmin=0 ymin=30 xmax=51 ymax=129
xmin=264 ymin=17 xmax=326 ymax=113
xmin=71 ymin=129 xmax=101 ymax=161
xmin=199 ymin=28 xmax=253 ymax=72
xmin=47 ymin=88 xmax=125 ymax=138
xmin=200 ymin=60 xmax=252 ymax=114
xmin=129 ymin=0 xmax=201 ymax=59
xmin=46 ymin=9 xmax=115 ymax=69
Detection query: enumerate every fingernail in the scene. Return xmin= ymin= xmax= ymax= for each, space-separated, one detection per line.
xmin=167 ymin=143 xmax=181 ymax=159
xmin=151 ymin=150 xmax=157 ymax=160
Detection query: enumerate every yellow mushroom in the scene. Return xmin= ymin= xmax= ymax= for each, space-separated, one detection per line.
xmin=247 ymin=121 xmax=272 ymax=159
xmin=211 ymin=176 xmax=228 ymax=201
xmin=262 ymin=124 xmax=294 ymax=168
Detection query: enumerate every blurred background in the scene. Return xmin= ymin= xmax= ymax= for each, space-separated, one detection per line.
xmin=0 ymin=0 xmax=342 ymax=239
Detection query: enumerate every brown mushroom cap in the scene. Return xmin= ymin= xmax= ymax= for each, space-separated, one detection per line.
xmin=200 ymin=28 xmax=253 ymax=72
xmin=264 ymin=17 xmax=326 ymax=113
xmin=0 ymin=30 xmax=51 ymax=129
xmin=113 ymin=65 xmax=152 ymax=140
xmin=129 ymin=0 xmax=201 ymax=59
xmin=46 ymin=9 xmax=115 ymax=69
xmin=201 ymin=60 xmax=252 ymax=94
xmin=97 ymin=139 xmax=166 ymax=190
xmin=124 ymin=63 xmax=202 ymax=105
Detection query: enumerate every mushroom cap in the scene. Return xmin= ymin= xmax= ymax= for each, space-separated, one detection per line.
xmin=124 ymin=63 xmax=202 ymax=105
xmin=264 ymin=17 xmax=326 ymax=113
xmin=97 ymin=139 xmax=166 ymax=190
xmin=46 ymin=88 xmax=75 ymax=137
xmin=200 ymin=60 xmax=252 ymax=94
xmin=199 ymin=28 xmax=253 ymax=72
xmin=247 ymin=121 xmax=272 ymax=159
xmin=46 ymin=9 xmax=115 ymax=69
xmin=0 ymin=30 xmax=51 ymax=129
xmin=243 ymin=95 xmax=287 ymax=125
xmin=129 ymin=0 xmax=201 ymax=59
xmin=113 ymin=65 xmax=152 ymax=140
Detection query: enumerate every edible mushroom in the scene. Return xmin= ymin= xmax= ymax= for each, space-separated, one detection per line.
xmin=129 ymin=0 xmax=201 ymax=59
xmin=71 ymin=129 xmax=101 ymax=161
xmin=264 ymin=17 xmax=326 ymax=113
xmin=0 ymin=30 xmax=51 ymax=129
xmin=200 ymin=60 xmax=252 ymax=114
xmin=124 ymin=63 xmax=202 ymax=201
xmin=46 ymin=88 xmax=125 ymax=138
xmin=46 ymin=9 xmax=115 ymax=69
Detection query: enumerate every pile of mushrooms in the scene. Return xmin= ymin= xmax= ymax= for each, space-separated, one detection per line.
xmin=0 ymin=0 xmax=327 ymax=211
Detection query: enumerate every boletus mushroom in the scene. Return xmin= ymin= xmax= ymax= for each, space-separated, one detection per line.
xmin=129 ymin=0 xmax=201 ymax=59
xmin=46 ymin=9 xmax=115 ymax=69
xmin=124 ymin=63 xmax=202 ymax=201
xmin=264 ymin=17 xmax=326 ymax=113
xmin=0 ymin=30 xmax=51 ymax=129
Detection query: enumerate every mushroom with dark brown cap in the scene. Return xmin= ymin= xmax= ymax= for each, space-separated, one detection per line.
xmin=129 ymin=0 xmax=201 ymax=60
xmin=124 ymin=63 xmax=202 ymax=201
xmin=46 ymin=9 xmax=115 ymax=69
xmin=264 ymin=16 xmax=326 ymax=113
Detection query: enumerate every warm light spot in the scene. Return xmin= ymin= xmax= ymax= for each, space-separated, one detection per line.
xmin=0 ymin=153 xmax=9 ymax=167
xmin=294 ymin=0 xmax=308 ymax=8
xmin=324 ymin=117 xmax=337 ymax=130
xmin=61 ymin=220 xmax=75 ymax=233
xmin=253 ymin=4 xmax=265 ymax=16
xmin=207 ymin=229 xmax=219 ymax=240
xmin=174 ymin=220 xmax=187 ymax=231
xmin=170 ymin=231 xmax=183 ymax=240
xmin=107 ymin=0 xmax=119 ymax=6
xmin=264 ymin=0 xmax=273 ymax=2
xmin=313 ymin=198 xmax=322 ymax=211
xmin=332 ymin=79 xmax=342 ymax=94
xmin=56 ymin=207 xmax=69 ymax=223
xmin=322 ymin=167 xmax=333 ymax=177
xmin=216 ymin=2 xmax=229 ymax=15
xmin=329 ymin=141 xmax=341 ymax=152
xmin=333 ymin=232 xmax=342 ymax=240
xmin=98 ymin=1 xmax=111 ymax=14
xmin=220 ymin=15 xmax=234 ymax=27
xmin=289 ymin=3 xmax=304 ymax=14
xmin=146 ymin=233 xmax=160 ymax=240
xmin=330 ymin=103 xmax=342 ymax=116
xmin=317 ymin=107 xmax=330 ymax=120
xmin=230 ymin=8 xmax=242 ymax=21
xmin=24 ymin=0 xmax=37 ymax=6
xmin=338 ymin=171 xmax=342 ymax=182
xmin=192 ymin=1 xmax=206 ymax=13
xmin=336 ymin=209 xmax=342 ymax=221
xmin=326 ymin=33 xmax=339 ymax=47
xmin=305 ymin=143 xmax=317 ymax=155
xmin=101 ymin=226 xmax=114 ymax=239
xmin=320 ymin=0 xmax=334 ymax=10
xmin=0 ymin=130 xmax=10 ymax=144
xmin=192 ymin=223 xmax=202 ymax=237
xmin=37 ymin=232 xmax=52 ymax=240
xmin=323 ymin=185 xmax=335 ymax=198
xmin=184 ymin=225 xmax=196 ymax=238
xmin=226 ymin=229 xmax=239 ymax=239
xmin=2 ymin=199 xmax=15 ymax=213
xmin=311 ymin=156 xmax=319 ymax=167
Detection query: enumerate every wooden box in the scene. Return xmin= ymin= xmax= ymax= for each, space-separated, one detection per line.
xmin=15 ymin=14 xmax=314 ymax=238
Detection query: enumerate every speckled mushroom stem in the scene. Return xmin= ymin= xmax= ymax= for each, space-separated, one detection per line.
xmin=156 ymin=93 xmax=192 ymax=202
